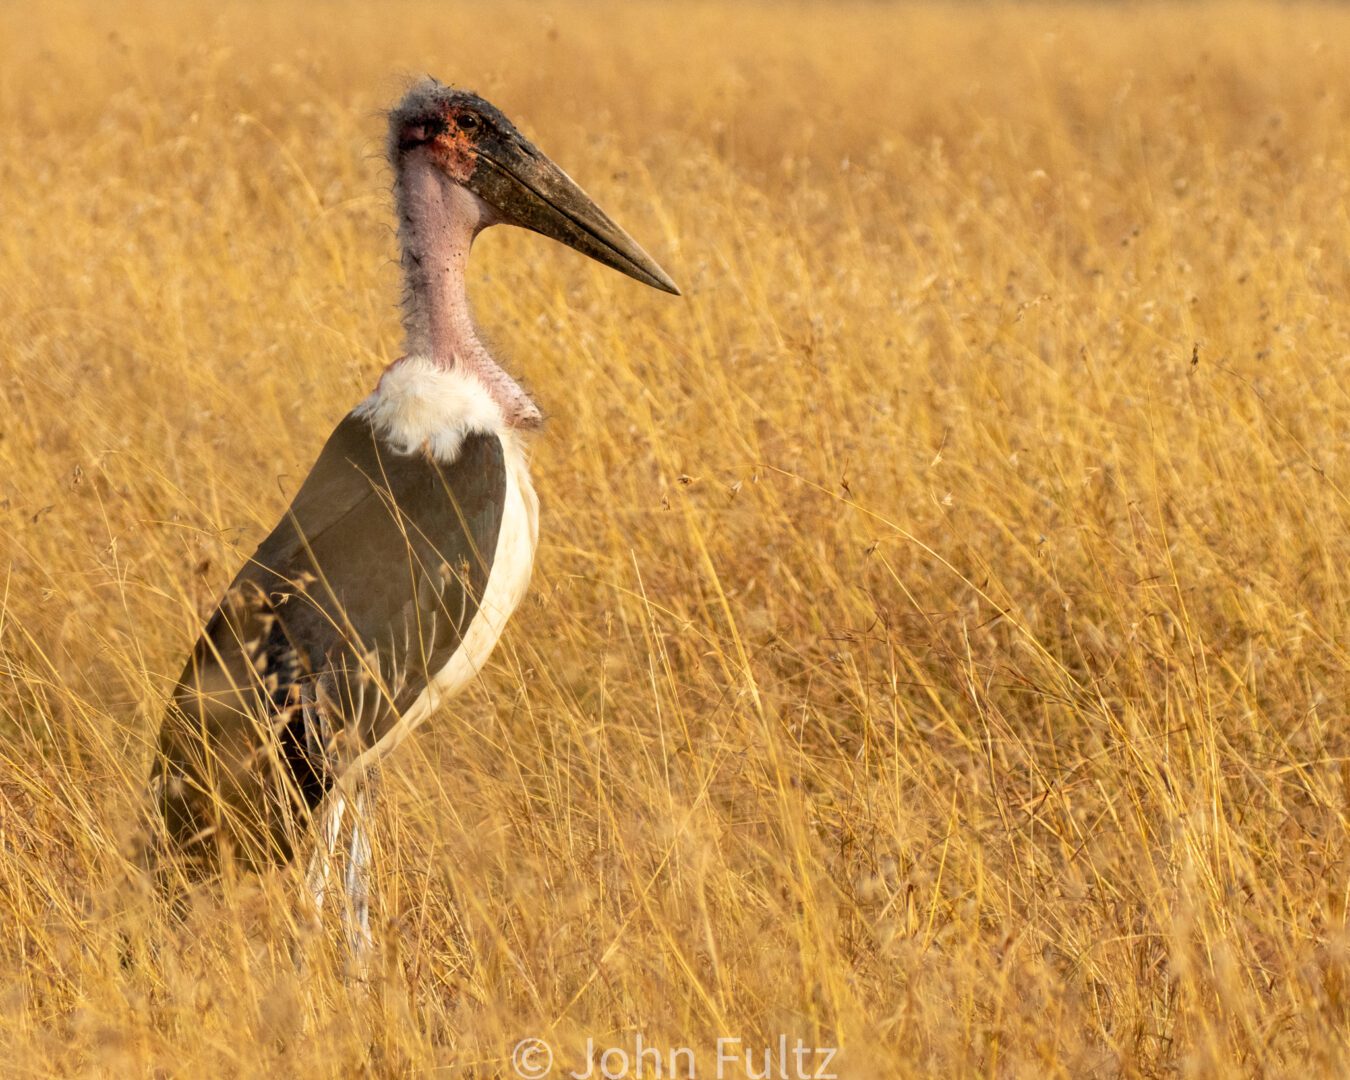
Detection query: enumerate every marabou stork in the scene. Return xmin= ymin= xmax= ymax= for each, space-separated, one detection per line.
xmin=148 ymin=78 xmax=678 ymax=942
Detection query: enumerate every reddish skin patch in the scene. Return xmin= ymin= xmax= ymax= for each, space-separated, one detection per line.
xmin=400 ymin=111 xmax=480 ymax=184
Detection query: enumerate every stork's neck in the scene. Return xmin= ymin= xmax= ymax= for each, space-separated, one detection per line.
xmin=396 ymin=155 xmax=541 ymax=428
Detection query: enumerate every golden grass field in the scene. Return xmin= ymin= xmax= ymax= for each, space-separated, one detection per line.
xmin=2 ymin=0 xmax=1349 ymax=1075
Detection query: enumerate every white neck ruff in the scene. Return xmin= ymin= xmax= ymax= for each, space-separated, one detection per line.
xmin=355 ymin=355 xmax=507 ymax=463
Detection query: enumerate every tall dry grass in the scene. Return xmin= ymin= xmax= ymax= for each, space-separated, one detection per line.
xmin=1 ymin=0 xmax=1349 ymax=1075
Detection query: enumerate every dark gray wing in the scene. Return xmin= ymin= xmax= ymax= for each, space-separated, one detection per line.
xmin=155 ymin=414 xmax=506 ymax=866
xmin=245 ymin=415 xmax=507 ymax=724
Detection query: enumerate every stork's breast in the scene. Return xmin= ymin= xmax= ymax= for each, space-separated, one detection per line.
xmin=352 ymin=429 xmax=538 ymax=766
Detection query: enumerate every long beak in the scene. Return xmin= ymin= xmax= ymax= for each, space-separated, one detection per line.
xmin=470 ymin=137 xmax=680 ymax=295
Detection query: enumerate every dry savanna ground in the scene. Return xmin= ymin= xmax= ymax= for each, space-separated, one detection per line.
xmin=2 ymin=1 xmax=1349 ymax=1076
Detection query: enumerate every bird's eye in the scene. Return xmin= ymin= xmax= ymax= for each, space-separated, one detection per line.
xmin=457 ymin=113 xmax=479 ymax=130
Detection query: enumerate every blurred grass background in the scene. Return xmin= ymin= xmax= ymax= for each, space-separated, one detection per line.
xmin=2 ymin=0 xmax=1350 ymax=1074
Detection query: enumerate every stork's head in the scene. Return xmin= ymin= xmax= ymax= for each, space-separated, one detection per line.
xmin=389 ymin=78 xmax=679 ymax=295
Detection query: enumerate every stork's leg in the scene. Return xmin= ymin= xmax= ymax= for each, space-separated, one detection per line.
xmin=343 ymin=772 xmax=378 ymax=965
xmin=300 ymin=684 xmax=348 ymax=916
xmin=305 ymin=791 xmax=347 ymax=913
